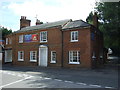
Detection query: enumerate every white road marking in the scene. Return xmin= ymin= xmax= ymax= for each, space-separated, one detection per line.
xmin=105 ymin=86 xmax=114 ymax=88
xmin=36 ymin=86 xmax=47 ymax=88
xmin=44 ymin=77 xmax=52 ymax=80
xmin=39 ymin=77 xmax=42 ymax=79
xmin=7 ymin=72 xmax=12 ymax=75
xmin=64 ymin=80 xmax=74 ymax=83
xmin=0 ymin=76 xmax=33 ymax=88
xmin=11 ymin=73 xmax=15 ymax=76
xmin=54 ymin=79 xmax=62 ymax=82
xmin=23 ymin=74 xmax=28 ymax=77
xmin=89 ymin=84 xmax=101 ymax=87
xmin=17 ymin=74 xmax=23 ymax=77
xmin=76 ymin=82 xmax=87 ymax=85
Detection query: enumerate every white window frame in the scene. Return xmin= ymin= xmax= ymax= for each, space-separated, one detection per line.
xmin=18 ymin=51 xmax=24 ymax=61
xmin=6 ymin=38 xmax=8 ymax=45
xmin=30 ymin=51 xmax=37 ymax=62
xmin=19 ymin=35 xmax=23 ymax=43
xmin=51 ymin=51 xmax=56 ymax=63
xmin=71 ymin=31 xmax=78 ymax=42
xmin=40 ymin=31 xmax=47 ymax=43
xmin=69 ymin=51 xmax=80 ymax=64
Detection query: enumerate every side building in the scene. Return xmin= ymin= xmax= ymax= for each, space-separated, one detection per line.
xmin=3 ymin=15 xmax=104 ymax=68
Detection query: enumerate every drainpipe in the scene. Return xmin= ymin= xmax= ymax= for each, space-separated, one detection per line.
xmin=61 ymin=29 xmax=64 ymax=67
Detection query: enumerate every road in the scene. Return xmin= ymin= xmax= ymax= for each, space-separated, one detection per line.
xmin=0 ymin=64 xmax=119 ymax=89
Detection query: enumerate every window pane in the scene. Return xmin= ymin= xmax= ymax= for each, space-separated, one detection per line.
xmin=69 ymin=51 xmax=80 ymax=63
xmin=51 ymin=51 xmax=56 ymax=62
xmin=30 ymin=51 xmax=37 ymax=60
xmin=75 ymin=32 xmax=78 ymax=40
xmin=71 ymin=31 xmax=78 ymax=41
xmin=40 ymin=32 xmax=47 ymax=42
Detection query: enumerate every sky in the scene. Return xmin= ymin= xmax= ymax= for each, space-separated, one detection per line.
xmin=0 ymin=0 xmax=99 ymax=31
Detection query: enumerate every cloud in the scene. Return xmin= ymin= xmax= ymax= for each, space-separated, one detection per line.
xmin=8 ymin=0 xmax=96 ymax=23
xmin=1 ymin=0 xmax=97 ymax=31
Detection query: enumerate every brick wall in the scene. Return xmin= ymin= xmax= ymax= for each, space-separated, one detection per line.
xmin=11 ymin=27 xmax=63 ymax=67
xmin=63 ymin=28 xmax=92 ymax=68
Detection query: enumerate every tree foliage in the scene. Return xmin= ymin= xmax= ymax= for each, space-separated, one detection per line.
xmin=86 ymin=2 xmax=120 ymax=55
xmin=0 ymin=27 xmax=12 ymax=40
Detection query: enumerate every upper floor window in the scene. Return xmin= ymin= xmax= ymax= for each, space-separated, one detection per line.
xmin=18 ymin=51 xmax=24 ymax=61
xmin=30 ymin=51 xmax=37 ymax=62
xmin=71 ymin=31 xmax=78 ymax=42
xmin=6 ymin=38 xmax=8 ymax=45
xmin=9 ymin=38 xmax=12 ymax=44
xmin=69 ymin=51 xmax=80 ymax=64
xmin=40 ymin=31 xmax=47 ymax=42
xmin=19 ymin=35 xmax=23 ymax=43
xmin=91 ymin=32 xmax=95 ymax=40
xmin=51 ymin=51 xmax=56 ymax=63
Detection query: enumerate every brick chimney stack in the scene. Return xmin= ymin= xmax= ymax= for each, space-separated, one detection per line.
xmin=20 ymin=16 xmax=31 ymax=29
xmin=93 ymin=12 xmax=98 ymax=28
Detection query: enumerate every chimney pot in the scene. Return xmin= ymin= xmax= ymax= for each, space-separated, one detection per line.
xmin=36 ymin=19 xmax=42 ymax=25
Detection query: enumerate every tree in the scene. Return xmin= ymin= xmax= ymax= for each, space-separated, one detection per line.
xmin=86 ymin=2 xmax=120 ymax=55
xmin=0 ymin=26 xmax=12 ymax=40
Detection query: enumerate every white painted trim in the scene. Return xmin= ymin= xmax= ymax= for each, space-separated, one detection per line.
xmin=69 ymin=51 xmax=80 ymax=64
xmin=39 ymin=46 xmax=48 ymax=67
xmin=30 ymin=51 xmax=37 ymax=62
xmin=70 ymin=40 xmax=78 ymax=42
xmin=70 ymin=31 xmax=78 ymax=42
xmin=19 ymin=35 xmax=23 ymax=43
xmin=69 ymin=62 xmax=80 ymax=64
xmin=40 ymin=31 xmax=47 ymax=43
xmin=50 ymin=51 xmax=56 ymax=63
xmin=39 ymin=45 xmax=47 ymax=48
xmin=30 ymin=60 xmax=37 ymax=62
xmin=18 ymin=51 xmax=24 ymax=61
xmin=50 ymin=61 xmax=56 ymax=63
xmin=18 ymin=59 xmax=24 ymax=61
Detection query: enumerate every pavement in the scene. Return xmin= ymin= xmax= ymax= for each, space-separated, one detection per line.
xmin=1 ymin=63 xmax=119 ymax=89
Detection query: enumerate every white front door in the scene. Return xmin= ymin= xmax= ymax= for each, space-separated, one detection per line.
xmin=39 ymin=46 xmax=48 ymax=67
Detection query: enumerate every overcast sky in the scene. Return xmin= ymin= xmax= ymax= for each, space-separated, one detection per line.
xmin=0 ymin=0 xmax=99 ymax=31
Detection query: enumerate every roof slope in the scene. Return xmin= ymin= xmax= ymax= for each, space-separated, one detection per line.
xmin=15 ymin=19 xmax=70 ymax=33
xmin=62 ymin=20 xmax=90 ymax=30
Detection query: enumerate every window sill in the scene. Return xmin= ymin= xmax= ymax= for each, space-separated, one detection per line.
xmin=69 ymin=62 xmax=80 ymax=64
xmin=30 ymin=60 xmax=37 ymax=62
xmin=19 ymin=42 xmax=23 ymax=43
xmin=18 ymin=59 xmax=24 ymax=62
xmin=50 ymin=61 xmax=56 ymax=63
xmin=70 ymin=40 xmax=78 ymax=42
xmin=40 ymin=41 xmax=47 ymax=43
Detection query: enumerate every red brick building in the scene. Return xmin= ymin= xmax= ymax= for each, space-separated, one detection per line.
xmin=3 ymin=14 xmax=104 ymax=68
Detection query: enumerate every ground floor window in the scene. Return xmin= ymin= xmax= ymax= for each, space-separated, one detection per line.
xmin=18 ymin=51 xmax=24 ymax=61
xmin=30 ymin=51 xmax=37 ymax=62
xmin=69 ymin=51 xmax=80 ymax=64
xmin=51 ymin=51 xmax=56 ymax=63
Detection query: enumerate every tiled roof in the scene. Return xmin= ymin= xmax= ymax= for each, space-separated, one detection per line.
xmin=15 ymin=19 xmax=91 ymax=33
xmin=62 ymin=20 xmax=91 ymax=30
xmin=15 ymin=19 xmax=71 ymax=33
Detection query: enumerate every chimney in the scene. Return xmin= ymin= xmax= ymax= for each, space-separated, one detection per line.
xmin=36 ymin=19 xmax=43 ymax=25
xmin=20 ymin=16 xmax=31 ymax=29
xmin=93 ymin=12 xmax=98 ymax=28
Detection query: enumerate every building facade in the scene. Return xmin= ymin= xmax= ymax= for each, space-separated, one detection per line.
xmin=3 ymin=15 xmax=104 ymax=68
